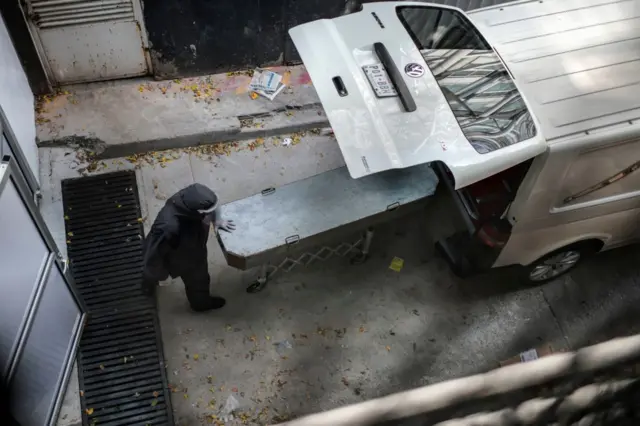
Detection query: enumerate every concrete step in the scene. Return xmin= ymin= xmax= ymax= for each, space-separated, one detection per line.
xmin=36 ymin=66 xmax=329 ymax=159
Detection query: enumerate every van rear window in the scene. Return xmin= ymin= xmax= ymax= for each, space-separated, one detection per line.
xmin=396 ymin=6 xmax=538 ymax=154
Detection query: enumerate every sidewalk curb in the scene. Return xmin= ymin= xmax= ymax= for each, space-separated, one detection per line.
xmin=37 ymin=104 xmax=330 ymax=159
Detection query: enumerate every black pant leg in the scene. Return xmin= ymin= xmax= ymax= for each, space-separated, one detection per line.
xmin=142 ymin=271 xmax=158 ymax=296
xmin=181 ymin=261 xmax=211 ymax=311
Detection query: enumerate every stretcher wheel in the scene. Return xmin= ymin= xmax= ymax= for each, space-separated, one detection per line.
xmin=350 ymin=252 xmax=369 ymax=265
xmin=246 ymin=280 xmax=267 ymax=293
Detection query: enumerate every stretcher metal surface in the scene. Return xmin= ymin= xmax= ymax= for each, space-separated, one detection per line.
xmin=217 ymin=164 xmax=439 ymax=291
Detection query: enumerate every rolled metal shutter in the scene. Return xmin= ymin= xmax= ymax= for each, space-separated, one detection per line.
xmin=28 ymin=0 xmax=136 ymax=29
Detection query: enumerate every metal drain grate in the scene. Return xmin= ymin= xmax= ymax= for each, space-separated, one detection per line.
xmin=62 ymin=171 xmax=174 ymax=426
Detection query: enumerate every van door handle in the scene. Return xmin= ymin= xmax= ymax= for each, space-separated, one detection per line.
xmin=373 ymin=42 xmax=417 ymax=112
xmin=332 ymin=76 xmax=348 ymax=96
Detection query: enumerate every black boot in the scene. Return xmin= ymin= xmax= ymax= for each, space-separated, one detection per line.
xmin=182 ymin=262 xmax=225 ymax=312
xmin=190 ymin=296 xmax=226 ymax=312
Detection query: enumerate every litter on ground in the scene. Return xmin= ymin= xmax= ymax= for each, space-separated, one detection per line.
xmin=389 ymin=257 xmax=404 ymax=272
xmin=249 ymin=69 xmax=286 ymax=101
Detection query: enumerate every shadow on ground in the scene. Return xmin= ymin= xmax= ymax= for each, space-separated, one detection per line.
xmin=155 ymin=209 xmax=640 ymax=425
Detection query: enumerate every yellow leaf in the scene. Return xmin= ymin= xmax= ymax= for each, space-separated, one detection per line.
xmin=67 ymin=232 xmax=74 ymax=237
xmin=183 ymin=394 xmax=189 ymax=399
xmin=151 ymin=399 xmax=158 ymax=407
xmin=85 ymin=408 xmax=94 ymax=415
xmin=250 ymin=92 xmax=259 ymax=100
xmin=117 ymin=204 xmax=122 ymax=208
xmin=193 ymin=354 xmax=199 ymax=360
xmin=64 ymin=215 xmax=70 ymax=220
xmin=138 ymin=85 xmax=145 ymax=93
xmin=99 ymin=364 xmax=105 ymax=370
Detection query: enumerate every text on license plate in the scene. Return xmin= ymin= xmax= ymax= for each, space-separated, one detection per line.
xmin=363 ymin=64 xmax=398 ymax=98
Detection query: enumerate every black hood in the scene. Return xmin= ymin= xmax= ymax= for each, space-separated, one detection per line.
xmin=169 ymin=183 xmax=218 ymax=218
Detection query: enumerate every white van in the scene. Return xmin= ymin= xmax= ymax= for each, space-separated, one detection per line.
xmin=288 ymin=0 xmax=640 ymax=283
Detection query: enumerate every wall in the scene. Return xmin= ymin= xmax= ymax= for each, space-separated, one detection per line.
xmin=0 ymin=1 xmax=50 ymax=96
xmin=143 ymin=0 xmax=515 ymax=79
xmin=0 ymin=14 xmax=39 ymax=183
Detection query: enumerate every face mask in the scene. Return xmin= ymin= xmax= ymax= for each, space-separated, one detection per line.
xmin=197 ymin=201 xmax=218 ymax=215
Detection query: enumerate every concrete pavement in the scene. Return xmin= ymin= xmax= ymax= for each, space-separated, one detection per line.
xmin=35 ymin=66 xmax=328 ymax=159
xmin=39 ymin=134 xmax=640 ymax=426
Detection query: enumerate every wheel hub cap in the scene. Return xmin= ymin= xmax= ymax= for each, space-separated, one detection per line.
xmin=529 ymin=250 xmax=581 ymax=282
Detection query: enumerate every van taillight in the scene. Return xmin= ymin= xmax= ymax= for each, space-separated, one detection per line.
xmin=477 ymin=223 xmax=508 ymax=248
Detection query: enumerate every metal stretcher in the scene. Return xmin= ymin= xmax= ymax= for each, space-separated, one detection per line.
xmin=217 ymin=164 xmax=439 ymax=292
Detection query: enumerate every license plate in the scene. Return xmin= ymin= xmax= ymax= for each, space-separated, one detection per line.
xmin=363 ymin=64 xmax=398 ymax=98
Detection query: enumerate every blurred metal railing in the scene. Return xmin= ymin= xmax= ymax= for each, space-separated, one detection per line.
xmin=274 ymin=334 xmax=640 ymax=426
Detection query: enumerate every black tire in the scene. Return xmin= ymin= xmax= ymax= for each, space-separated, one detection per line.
xmin=524 ymin=244 xmax=595 ymax=284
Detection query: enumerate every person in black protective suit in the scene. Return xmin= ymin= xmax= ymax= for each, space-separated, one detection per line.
xmin=142 ymin=183 xmax=236 ymax=311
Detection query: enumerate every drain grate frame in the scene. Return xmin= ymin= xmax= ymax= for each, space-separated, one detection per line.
xmin=62 ymin=170 xmax=174 ymax=426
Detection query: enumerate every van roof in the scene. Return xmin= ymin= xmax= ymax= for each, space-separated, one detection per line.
xmin=468 ymin=0 xmax=640 ymax=142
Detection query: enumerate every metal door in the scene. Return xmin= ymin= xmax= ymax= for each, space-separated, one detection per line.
xmin=22 ymin=0 xmax=151 ymax=84
xmin=0 ymin=105 xmax=39 ymax=199
xmin=0 ymin=158 xmax=86 ymax=426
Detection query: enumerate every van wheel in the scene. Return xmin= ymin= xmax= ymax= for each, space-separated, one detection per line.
xmin=525 ymin=247 xmax=584 ymax=284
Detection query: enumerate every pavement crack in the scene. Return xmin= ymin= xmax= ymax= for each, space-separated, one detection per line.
xmin=540 ymin=284 xmax=571 ymax=350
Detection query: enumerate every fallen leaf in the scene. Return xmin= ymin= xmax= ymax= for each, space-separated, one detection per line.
xmin=117 ymin=204 xmax=122 ymax=208
xmin=359 ymin=326 xmax=366 ymax=333
xmin=64 ymin=215 xmax=69 ymax=220
xmin=193 ymin=354 xmax=199 ymax=360
xmin=250 ymin=92 xmax=259 ymax=100
xmin=99 ymin=364 xmax=105 ymax=370
xmin=386 ymin=345 xmax=391 ymax=352
xmin=85 ymin=408 xmax=94 ymax=415
xmin=79 ymin=390 xmax=84 ymax=397
xmin=153 ymin=391 xmax=159 ymax=398
xmin=67 ymin=232 xmax=74 ymax=237
xmin=151 ymin=399 xmax=158 ymax=407
xmin=184 ymin=394 xmax=189 ymax=399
